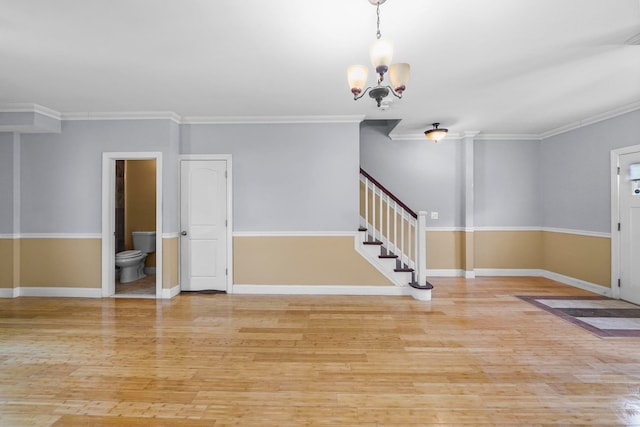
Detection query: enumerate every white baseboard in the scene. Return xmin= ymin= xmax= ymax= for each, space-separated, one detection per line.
xmin=161 ymin=285 xmax=181 ymax=299
xmin=0 ymin=288 xmax=19 ymax=298
xmin=1 ymin=272 xmax=612 ymax=300
xmin=474 ymin=268 xmax=612 ymax=296
xmin=232 ymin=284 xmax=411 ymax=296
xmin=540 ymin=270 xmax=612 ymax=297
xmin=425 ymin=268 xmax=572 ymax=279
xmin=425 ymin=269 xmax=464 ymax=277
xmin=16 ymin=287 xmax=103 ymax=298
xmin=426 ymin=267 xmax=612 ymax=296
xmin=475 ymin=268 xmax=543 ymax=277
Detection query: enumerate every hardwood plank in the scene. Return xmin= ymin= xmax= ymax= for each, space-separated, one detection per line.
xmin=0 ymin=277 xmax=638 ymax=425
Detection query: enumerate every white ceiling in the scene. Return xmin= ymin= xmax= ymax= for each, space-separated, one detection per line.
xmin=1 ymin=0 xmax=639 ymax=138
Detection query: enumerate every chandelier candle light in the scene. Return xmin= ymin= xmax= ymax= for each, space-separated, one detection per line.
xmin=348 ymin=0 xmax=410 ymax=108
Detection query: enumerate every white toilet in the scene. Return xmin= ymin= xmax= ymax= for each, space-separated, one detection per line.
xmin=115 ymin=231 xmax=156 ymax=283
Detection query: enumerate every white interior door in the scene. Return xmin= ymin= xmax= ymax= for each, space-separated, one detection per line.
xmin=619 ymin=151 xmax=640 ymax=304
xmin=180 ymin=160 xmax=228 ymax=292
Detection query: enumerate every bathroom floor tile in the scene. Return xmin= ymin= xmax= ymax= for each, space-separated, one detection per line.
xmin=116 ymin=274 xmax=156 ymax=296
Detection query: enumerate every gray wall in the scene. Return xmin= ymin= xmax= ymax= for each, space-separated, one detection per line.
xmin=360 ymin=121 xmax=464 ymax=228
xmin=362 ymin=111 xmax=640 ymax=233
xmin=474 ymin=139 xmax=540 ymax=228
xmin=0 ymin=133 xmax=15 ymax=234
xmin=20 ymin=119 xmax=180 ymax=234
xmin=180 ymin=122 xmax=361 ymax=232
xmin=541 ymin=110 xmax=640 ymax=233
xmin=5 ymin=108 xmax=639 ymax=237
xmin=0 ymin=111 xmax=60 ymax=133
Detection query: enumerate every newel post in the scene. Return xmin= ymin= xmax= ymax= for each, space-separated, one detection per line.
xmin=417 ymin=211 xmax=428 ymax=286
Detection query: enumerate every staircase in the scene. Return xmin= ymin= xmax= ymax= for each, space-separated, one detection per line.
xmin=358 ymin=168 xmax=433 ymax=301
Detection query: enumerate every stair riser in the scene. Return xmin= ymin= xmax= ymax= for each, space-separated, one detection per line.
xmin=357 ymin=234 xmax=413 ymax=288
xmin=410 ymin=288 xmax=432 ymax=301
xmin=393 ymin=271 xmax=414 ymax=285
xmin=361 ymin=244 xmax=383 ymax=259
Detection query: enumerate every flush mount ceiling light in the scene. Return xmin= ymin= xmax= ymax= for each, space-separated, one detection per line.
xmin=347 ymin=0 xmax=410 ymax=108
xmin=424 ymin=123 xmax=448 ymax=142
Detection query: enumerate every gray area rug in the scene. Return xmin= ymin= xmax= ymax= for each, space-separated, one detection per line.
xmin=518 ymin=295 xmax=640 ymax=338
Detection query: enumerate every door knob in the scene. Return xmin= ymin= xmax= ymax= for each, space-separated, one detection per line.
xmin=181 ymin=231 xmax=188 ymax=236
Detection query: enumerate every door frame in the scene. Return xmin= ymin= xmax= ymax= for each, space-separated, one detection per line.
xmin=610 ymin=143 xmax=640 ymax=300
xmin=102 ymin=152 xmax=163 ymax=298
xmin=179 ymin=154 xmax=233 ymax=293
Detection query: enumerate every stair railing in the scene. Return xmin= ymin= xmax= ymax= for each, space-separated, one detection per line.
xmin=360 ymin=168 xmax=428 ymax=286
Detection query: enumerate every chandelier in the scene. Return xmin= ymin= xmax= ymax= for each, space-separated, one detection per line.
xmin=347 ymin=0 xmax=410 ymax=108
xmin=424 ymin=123 xmax=448 ymax=142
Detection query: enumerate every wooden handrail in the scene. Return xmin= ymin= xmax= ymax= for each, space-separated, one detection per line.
xmin=360 ymin=168 xmax=418 ymax=219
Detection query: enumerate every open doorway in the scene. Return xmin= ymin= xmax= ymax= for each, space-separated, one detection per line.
xmin=115 ymin=159 xmax=157 ymax=296
xmin=102 ymin=152 xmax=163 ymax=298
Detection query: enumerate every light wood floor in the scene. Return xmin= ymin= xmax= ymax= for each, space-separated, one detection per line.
xmin=1 ymin=277 xmax=639 ymax=426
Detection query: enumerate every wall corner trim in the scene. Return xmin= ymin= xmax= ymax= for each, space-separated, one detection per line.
xmin=161 ymin=285 xmax=181 ymax=299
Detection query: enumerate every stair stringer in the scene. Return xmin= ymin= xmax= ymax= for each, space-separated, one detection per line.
xmin=353 ymin=231 xmax=413 ymax=290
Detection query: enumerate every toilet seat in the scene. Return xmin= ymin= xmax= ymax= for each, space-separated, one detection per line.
xmin=116 ymin=250 xmax=143 ymax=260
xmin=115 ymin=250 xmax=147 ymax=284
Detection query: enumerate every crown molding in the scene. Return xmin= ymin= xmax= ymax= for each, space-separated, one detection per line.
xmin=474 ymin=133 xmax=541 ymax=141
xmin=389 ymin=132 xmax=463 ymax=141
xmin=462 ymin=130 xmax=480 ymax=138
xmin=539 ymin=100 xmax=640 ymax=140
xmin=1 ymin=100 xmax=638 ymax=139
xmin=180 ymin=115 xmax=365 ymax=125
xmin=391 ymin=101 xmax=640 ymax=141
xmin=0 ymin=106 xmax=362 ymax=125
xmin=0 ymin=103 xmax=62 ymax=120
xmin=62 ymin=111 xmax=182 ymax=123
xmin=625 ymin=33 xmax=640 ymax=45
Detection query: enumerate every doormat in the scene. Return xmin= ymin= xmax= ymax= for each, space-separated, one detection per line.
xmin=517 ymin=295 xmax=640 ymax=338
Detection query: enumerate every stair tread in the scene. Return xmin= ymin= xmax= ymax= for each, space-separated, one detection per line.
xmin=409 ymin=281 xmax=434 ymax=290
xmin=363 ymin=241 xmax=383 ymax=245
xmin=394 ymin=268 xmax=414 ymax=272
xmin=358 ymin=227 xmax=367 ymax=232
xmin=379 ymin=254 xmax=398 ymax=259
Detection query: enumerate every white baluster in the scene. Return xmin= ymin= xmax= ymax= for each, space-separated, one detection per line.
xmin=416 ymin=211 xmax=428 ymax=286
xmin=385 ymin=195 xmax=390 ymax=248
xmin=413 ymin=220 xmax=418 ymax=270
xmin=393 ymin=201 xmax=398 ymax=255
xmin=372 ymin=187 xmax=376 ymax=242
xmin=364 ymin=177 xmax=369 ymax=231
xmin=379 ymin=189 xmax=383 ymax=243
xmin=400 ymin=212 xmax=405 ymax=266
xmin=408 ymin=221 xmax=413 ymax=268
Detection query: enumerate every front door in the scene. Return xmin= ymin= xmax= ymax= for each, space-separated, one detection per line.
xmin=180 ymin=160 xmax=228 ymax=292
xmin=619 ymin=150 xmax=640 ymax=304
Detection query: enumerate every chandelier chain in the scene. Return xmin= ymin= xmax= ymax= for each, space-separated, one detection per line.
xmin=376 ymin=2 xmax=381 ymax=39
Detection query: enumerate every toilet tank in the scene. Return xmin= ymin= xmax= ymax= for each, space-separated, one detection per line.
xmin=132 ymin=231 xmax=156 ymax=253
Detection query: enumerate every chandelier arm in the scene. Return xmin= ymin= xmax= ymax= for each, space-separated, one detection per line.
xmin=353 ymin=86 xmax=373 ymax=101
xmin=387 ymin=86 xmax=403 ymax=99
